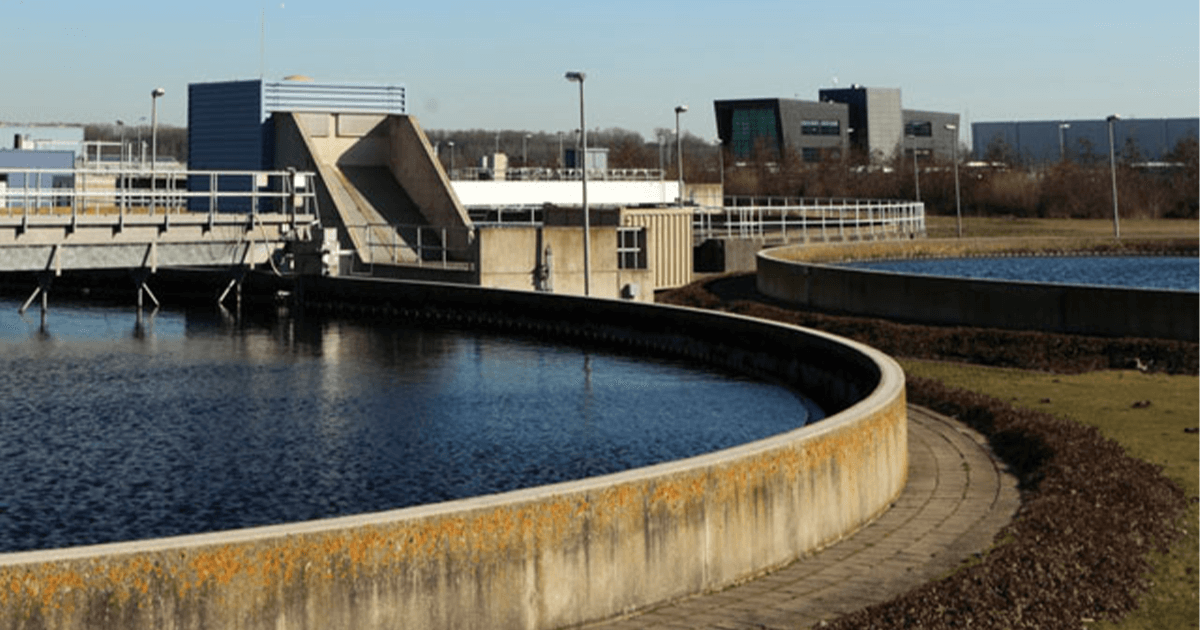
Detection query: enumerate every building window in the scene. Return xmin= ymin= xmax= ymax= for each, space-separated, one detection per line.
xmin=802 ymin=147 xmax=823 ymax=163
xmin=731 ymin=108 xmax=778 ymax=159
xmin=801 ymin=120 xmax=841 ymax=136
xmin=617 ymin=227 xmax=647 ymax=269
xmin=905 ymin=121 xmax=933 ymax=137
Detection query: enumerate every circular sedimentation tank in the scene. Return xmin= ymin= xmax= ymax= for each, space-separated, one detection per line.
xmin=0 ymin=278 xmax=908 ymax=630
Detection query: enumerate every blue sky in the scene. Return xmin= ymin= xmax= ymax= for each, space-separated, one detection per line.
xmin=2 ymin=0 xmax=1196 ymax=141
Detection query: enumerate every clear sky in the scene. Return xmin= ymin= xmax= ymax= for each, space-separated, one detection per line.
xmin=2 ymin=0 xmax=1197 ymax=142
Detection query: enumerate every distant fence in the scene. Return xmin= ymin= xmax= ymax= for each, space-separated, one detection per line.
xmin=694 ymin=197 xmax=925 ymax=244
xmin=0 ymin=168 xmax=317 ymax=217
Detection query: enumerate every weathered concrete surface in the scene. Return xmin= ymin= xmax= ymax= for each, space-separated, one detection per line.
xmin=0 ymin=278 xmax=906 ymax=630
xmin=583 ymin=405 xmax=1020 ymax=629
xmin=758 ymin=245 xmax=1198 ymax=342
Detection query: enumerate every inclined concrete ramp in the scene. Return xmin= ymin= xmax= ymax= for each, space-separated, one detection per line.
xmin=279 ymin=112 xmax=471 ymax=266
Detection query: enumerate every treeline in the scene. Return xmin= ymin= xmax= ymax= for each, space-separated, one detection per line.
xmin=724 ymin=137 xmax=1199 ymax=220
xmin=422 ymin=127 xmax=723 ymax=181
xmin=81 ymin=122 xmax=1197 ymax=219
xmin=85 ymin=123 xmax=187 ymax=163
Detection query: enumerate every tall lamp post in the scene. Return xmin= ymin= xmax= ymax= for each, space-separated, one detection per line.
xmin=116 ymin=120 xmax=126 ymax=166
xmin=945 ymin=123 xmax=962 ymax=238
xmin=907 ymin=134 xmax=921 ymax=201
xmin=523 ymin=133 xmax=532 ymax=168
xmin=674 ymin=105 xmax=688 ymax=206
xmin=150 ymin=88 xmax=165 ymax=177
xmin=714 ymin=137 xmax=724 ymax=198
xmin=565 ymin=71 xmax=590 ymax=296
xmin=1106 ymin=114 xmax=1121 ymax=240
xmin=447 ymin=141 xmax=455 ymax=175
xmin=1058 ymin=122 xmax=1071 ymax=162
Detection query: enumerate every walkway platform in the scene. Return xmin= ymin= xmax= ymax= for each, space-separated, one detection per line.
xmin=581 ymin=405 xmax=1020 ymax=629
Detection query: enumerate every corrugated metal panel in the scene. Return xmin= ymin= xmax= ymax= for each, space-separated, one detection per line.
xmin=188 ymin=80 xmax=267 ymax=171
xmin=622 ymin=208 xmax=692 ymax=290
xmin=263 ymin=81 xmax=406 ymax=115
xmin=972 ymin=118 xmax=1199 ymax=164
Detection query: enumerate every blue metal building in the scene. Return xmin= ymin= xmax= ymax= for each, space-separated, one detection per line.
xmin=972 ymin=118 xmax=1199 ymax=165
xmin=0 ymin=150 xmax=75 ymax=209
xmin=188 ymin=78 xmax=407 ymax=171
xmin=187 ymin=78 xmax=406 ymax=210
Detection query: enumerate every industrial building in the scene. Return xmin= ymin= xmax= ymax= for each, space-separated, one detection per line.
xmin=971 ymin=117 xmax=1199 ymax=165
xmin=187 ymin=77 xmax=691 ymax=300
xmin=714 ymin=86 xmax=959 ymax=164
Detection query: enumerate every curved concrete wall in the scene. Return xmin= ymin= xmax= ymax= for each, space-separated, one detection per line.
xmin=0 ymin=278 xmax=907 ymax=630
xmin=758 ymin=247 xmax=1199 ymax=342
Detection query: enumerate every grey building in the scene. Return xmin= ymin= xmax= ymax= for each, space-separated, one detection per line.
xmin=972 ymin=118 xmax=1199 ymax=165
xmin=715 ymin=86 xmax=959 ymax=164
xmin=713 ymin=98 xmax=849 ymax=162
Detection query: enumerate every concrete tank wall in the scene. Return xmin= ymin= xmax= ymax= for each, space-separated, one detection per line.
xmin=0 ymin=279 xmax=907 ymax=630
xmin=757 ymin=246 xmax=1198 ymax=342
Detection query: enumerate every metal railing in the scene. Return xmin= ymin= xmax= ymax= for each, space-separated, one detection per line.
xmin=467 ymin=205 xmax=545 ymax=225
xmin=0 ymin=168 xmax=319 ymax=221
xmin=350 ymin=223 xmax=476 ymax=273
xmin=693 ymin=197 xmax=925 ymax=243
xmin=449 ymin=167 xmax=665 ymax=182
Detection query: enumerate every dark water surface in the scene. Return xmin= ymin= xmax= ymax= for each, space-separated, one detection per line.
xmin=843 ymin=256 xmax=1198 ymax=292
xmin=0 ymin=299 xmax=821 ymax=553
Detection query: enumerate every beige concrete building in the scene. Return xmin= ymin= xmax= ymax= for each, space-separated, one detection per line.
xmin=272 ymin=110 xmax=692 ymax=301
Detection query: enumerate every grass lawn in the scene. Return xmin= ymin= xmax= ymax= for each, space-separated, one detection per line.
xmin=900 ymin=360 xmax=1199 ymax=629
xmin=924 ymin=215 xmax=1199 ymax=240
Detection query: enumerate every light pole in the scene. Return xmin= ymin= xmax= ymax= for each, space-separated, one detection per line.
xmin=116 ymin=120 xmax=126 ymax=167
xmin=1058 ymin=122 xmax=1071 ymax=162
xmin=945 ymin=123 xmax=962 ymax=237
xmin=557 ymin=131 xmax=564 ymax=171
xmin=565 ymin=71 xmax=590 ymax=296
xmin=447 ymin=141 xmax=455 ymax=175
xmin=714 ymin=137 xmax=724 ymax=197
xmin=523 ymin=133 xmax=532 ymax=168
xmin=136 ymin=117 xmax=146 ymax=167
xmin=674 ymin=105 xmax=688 ymax=206
xmin=1107 ymin=114 xmax=1121 ymax=240
xmin=907 ymin=134 xmax=921 ymax=201
xmin=150 ymin=87 xmax=165 ymax=178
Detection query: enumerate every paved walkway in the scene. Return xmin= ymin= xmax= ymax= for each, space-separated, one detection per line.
xmin=580 ymin=406 xmax=1020 ymax=630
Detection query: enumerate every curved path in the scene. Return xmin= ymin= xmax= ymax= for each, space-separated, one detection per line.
xmin=579 ymin=405 xmax=1020 ymax=630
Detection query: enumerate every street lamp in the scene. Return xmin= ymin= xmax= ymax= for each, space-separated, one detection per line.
xmin=714 ymin=137 xmax=724 ymax=197
xmin=565 ymin=70 xmax=590 ymax=296
xmin=523 ymin=133 xmax=532 ymax=168
xmin=945 ymin=123 xmax=962 ymax=238
xmin=1107 ymin=114 xmax=1121 ymax=240
xmin=150 ymin=87 xmax=165 ymax=177
xmin=447 ymin=140 xmax=455 ymax=175
xmin=674 ymin=105 xmax=688 ymax=206
xmin=116 ymin=120 xmax=126 ymax=167
xmin=1058 ymin=122 xmax=1071 ymax=162
xmin=907 ymin=134 xmax=921 ymax=201
xmin=557 ymin=131 xmax=564 ymax=171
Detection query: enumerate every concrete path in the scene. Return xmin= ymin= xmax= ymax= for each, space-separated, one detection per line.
xmin=579 ymin=406 xmax=1020 ymax=630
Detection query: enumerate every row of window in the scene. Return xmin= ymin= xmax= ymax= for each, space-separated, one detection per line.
xmin=905 ymin=121 xmax=933 ymax=137
xmin=801 ymin=120 xmax=841 ymax=136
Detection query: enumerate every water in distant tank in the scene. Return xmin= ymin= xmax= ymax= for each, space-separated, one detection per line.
xmin=843 ymin=256 xmax=1198 ymax=292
